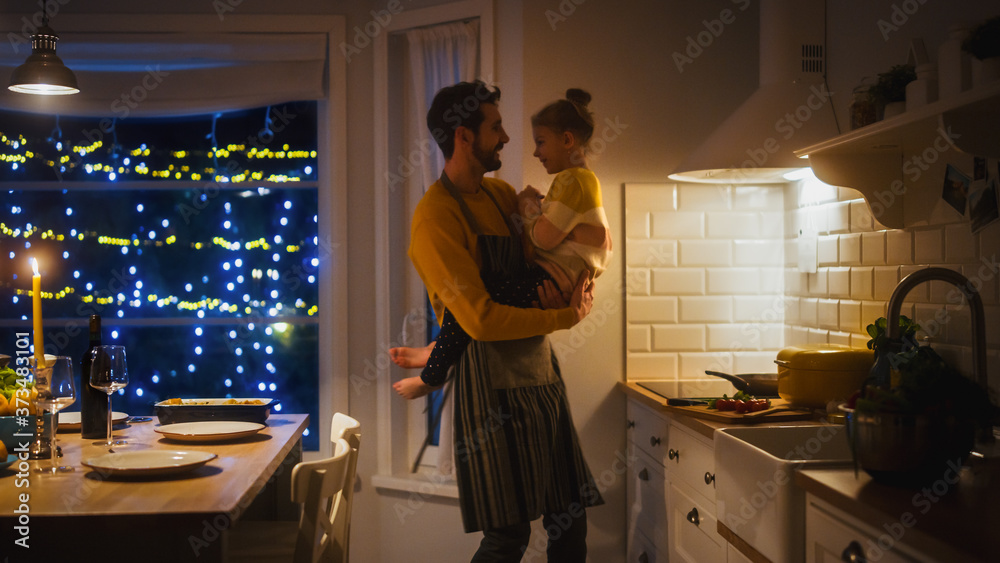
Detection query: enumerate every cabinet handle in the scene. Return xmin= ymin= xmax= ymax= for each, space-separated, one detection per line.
xmin=841 ymin=541 xmax=867 ymax=563
xmin=638 ymin=553 xmax=649 ymax=563
xmin=627 ymin=419 xmax=635 ymax=429
xmin=649 ymin=435 xmax=661 ymax=447
xmin=668 ymin=448 xmax=679 ymax=461
xmin=638 ymin=468 xmax=649 ymax=481
xmin=704 ymin=472 xmax=715 ymax=486
xmin=686 ymin=507 xmax=700 ymax=526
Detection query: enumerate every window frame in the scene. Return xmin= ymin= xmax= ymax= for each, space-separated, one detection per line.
xmin=371 ymin=0 xmax=494 ymax=496
xmin=0 ymin=13 xmax=349 ymax=461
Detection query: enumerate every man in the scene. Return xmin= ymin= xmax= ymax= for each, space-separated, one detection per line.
xmin=395 ymin=80 xmax=602 ymax=562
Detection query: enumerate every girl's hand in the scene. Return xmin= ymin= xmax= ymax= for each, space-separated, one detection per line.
xmin=568 ymin=270 xmax=594 ymax=324
xmin=393 ymin=376 xmax=438 ymax=400
xmin=518 ymin=185 xmax=543 ymax=218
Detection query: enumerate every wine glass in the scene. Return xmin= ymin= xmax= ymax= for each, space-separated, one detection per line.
xmin=88 ymin=345 xmax=128 ymax=448
xmin=32 ymin=356 xmax=77 ymax=474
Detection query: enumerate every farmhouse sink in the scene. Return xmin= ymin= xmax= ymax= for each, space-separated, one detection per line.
xmin=714 ymin=425 xmax=853 ymax=563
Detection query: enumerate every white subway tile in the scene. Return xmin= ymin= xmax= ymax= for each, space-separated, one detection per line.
xmin=627 ymin=325 xmax=651 ymax=352
xmin=784 ymin=297 xmax=801 ymax=324
xmin=818 ymin=235 xmax=839 ymax=266
xmin=680 ymin=352 xmax=733 ymax=377
xmin=653 ymin=324 xmax=706 ymax=351
xmin=734 ymin=240 xmax=784 ymax=266
xmin=963 ymin=262 xmax=997 ymax=306
xmin=734 ymin=186 xmax=783 ymax=210
xmin=759 ymin=268 xmax=785 ymax=294
xmin=627 ymin=296 xmax=678 ymax=323
xmin=850 ymin=199 xmax=874 ymax=233
xmin=914 ymin=303 xmax=947 ymax=341
xmin=760 ymin=211 xmax=784 ymax=239
xmin=786 ymin=326 xmax=812 ymax=346
xmin=626 ymin=239 xmax=677 ymax=268
xmin=928 ymin=272 xmax=964 ymax=304
xmin=802 ymin=206 xmax=828 ymax=234
xmin=783 ymin=239 xmax=799 ymax=267
xmin=784 ymin=269 xmax=806 ymax=295
xmin=733 ymin=296 xmax=781 ymax=322
xmin=827 ymin=201 xmax=851 ymax=234
xmin=839 ymin=233 xmax=861 ymax=265
xmin=849 ymin=332 xmax=871 ymax=349
xmin=626 ymin=353 xmax=678 ymax=380
xmin=625 ymin=209 xmax=650 ymax=240
xmin=678 ymin=184 xmax=732 ymax=211
xmin=913 ymin=228 xmax=944 ymax=264
xmin=839 ymin=300 xmax=862 ymax=335
xmin=828 ymin=331 xmax=854 ymax=346
xmin=944 ymin=224 xmax=977 ymax=263
xmin=625 ymin=184 xmax=676 ymax=212
xmin=862 ymin=301 xmax=887 ymax=327
xmin=978 ymin=222 xmax=1000 ymax=265
xmin=886 ymin=230 xmax=913 ymax=265
xmin=733 ymin=352 xmax=782 ymax=374
xmin=679 ymin=240 xmax=732 ymax=266
xmin=943 ymin=306 xmax=972 ymax=347
xmin=873 ymin=266 xmax=901 ymax=300
xmin=808 ymin=269 xmax=829 ymax=296
xmin=652 ymin=211 xmax=705 ymax=239
xmin=829 ymin=267 xmax=851 ymax=298
xmin=862 ymin=232 xmax=886 ymax=265
xmin=807 ymin=329 xmax=832 ymax=344
xmin=851 ymin=266 xmax=873 ymax=300
xmin=652 ymin=268 xmax=705 ymax=295
xmin=900 ymin=265 xmax=930 ymax=301
xmin=708 ymin=324 xmax=781 ymax=351
xmin=708 ymin=269 xmax=760 ymax=295
xmin=626 ymin=268 xmax=650 ymax=296
xmin=679 ymin=296 xmax=733 ymax=322
xmin=800 ymin=298 xmax=819 ymax=326
xmin=708 ymin=213 xmax=760 ymax=239
xmin=818 ymin=298 xmax=840 ymax=329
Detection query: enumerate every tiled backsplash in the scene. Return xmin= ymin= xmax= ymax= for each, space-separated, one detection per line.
xmin=625 ymin=181 xmax=999 ymax=396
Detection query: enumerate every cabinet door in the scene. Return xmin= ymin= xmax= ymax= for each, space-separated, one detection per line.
xmin=627 ymin=527 xmax=662 ymax=563
xmin=727 ymin=544 xmax=755 ymax=563
xmin=666 ymin=421 xmax=716 ymax=502
xmin=627 ymin=444 xmax=668 ymax=553
xmin=806 ymin=497 xmax=927 ymax=563
xmin=669 ymin=481 xmax=725 ymax=563
xmin=627 ymin=399 xmax=670 ymax=463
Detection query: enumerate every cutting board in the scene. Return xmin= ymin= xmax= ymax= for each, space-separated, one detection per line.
xmin=664 ymin=398 xmax=815 ymax=424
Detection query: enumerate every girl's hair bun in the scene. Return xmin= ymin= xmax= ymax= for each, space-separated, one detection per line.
xmin=565 ymin=88 xmax=591 ymax=108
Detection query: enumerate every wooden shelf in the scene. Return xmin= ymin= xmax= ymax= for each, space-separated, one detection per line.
xmin=795 ymin=81 xmax=1000 ymax=229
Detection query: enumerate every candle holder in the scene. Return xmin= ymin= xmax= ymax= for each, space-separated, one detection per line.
xmin=27 ymin=413 xmax=52 ymax=460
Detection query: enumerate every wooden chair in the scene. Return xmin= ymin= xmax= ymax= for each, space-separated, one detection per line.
xmin=291 ymin=437 xmax=353 ymax=563
xmin=328 ymin=413 xmax=361 ymax=562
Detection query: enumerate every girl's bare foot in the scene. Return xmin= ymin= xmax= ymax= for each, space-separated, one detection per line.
xmin=389 ymin=341 xmax=435 ymax=369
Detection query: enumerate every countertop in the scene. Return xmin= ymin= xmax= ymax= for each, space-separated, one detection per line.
xmin=620 ymin=381 xmax=1000 ymax=563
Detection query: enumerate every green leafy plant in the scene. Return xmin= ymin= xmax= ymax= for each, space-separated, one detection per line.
xmin=867 ymin=64 xmax=917 ymax=106
xmin=962 ymin=15 xmax=1000 ymax=60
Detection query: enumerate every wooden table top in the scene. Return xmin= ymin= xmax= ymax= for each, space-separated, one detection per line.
xmin=0 ymin=413 xmax=308 ymax=518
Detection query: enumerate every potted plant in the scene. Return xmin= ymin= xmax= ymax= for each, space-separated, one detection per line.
xmin=962 ymin=15 xmax=1000 ymax=85
xmin=867 ymin=64 xmax=916 ymax=119
xmin=842 ymin=316 xmax=997 ymax=486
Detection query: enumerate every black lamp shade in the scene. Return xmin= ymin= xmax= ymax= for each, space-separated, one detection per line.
xmin=8 ymin=25 xmax=79 ymax=95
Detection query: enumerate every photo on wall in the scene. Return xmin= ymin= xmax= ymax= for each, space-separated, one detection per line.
xmin=969 ymin=158 xmax=999 ymax=234
xmin=942 ymin=163 xmax=969 ymax=215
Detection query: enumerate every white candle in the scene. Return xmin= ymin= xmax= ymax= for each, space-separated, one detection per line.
xmin=32 ymin=258 xmax=45 ymax=368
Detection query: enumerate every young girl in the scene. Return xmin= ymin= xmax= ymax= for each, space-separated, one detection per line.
xmin=392 ymin=88 xmax=611 ymax=397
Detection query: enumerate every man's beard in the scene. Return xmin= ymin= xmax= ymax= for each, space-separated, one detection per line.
xmin=473 ymin=141 xmax=503 ymax=172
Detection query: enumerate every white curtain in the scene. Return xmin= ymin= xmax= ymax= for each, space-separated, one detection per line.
xmin=403 ymin=19 xmax=479 ymax=478
xmin=0 ymin=33 xmax=327 ymax=117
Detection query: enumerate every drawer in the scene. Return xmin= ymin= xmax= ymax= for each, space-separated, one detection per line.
xmin=627 ymin=399 xmax=670 ymax=462
xmin=669 ymin=480 xmax=725 ymax=563
xmin=627 ymin=527 xmax=662 ymax=563
xmin=627 ymin=445 xmax=668 ymax=553
xmin=805 ymin=496 xmax=930 ymax=563
xmin=665 ymin=421 xmax=716 ymax=503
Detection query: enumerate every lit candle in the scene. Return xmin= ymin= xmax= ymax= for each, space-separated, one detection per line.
xmin=31 ymin=258 xmax=45 ymax=368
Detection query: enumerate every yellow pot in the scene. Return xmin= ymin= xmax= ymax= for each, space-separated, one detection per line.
xmin=774 ymin=344 xmax=873 ymax=408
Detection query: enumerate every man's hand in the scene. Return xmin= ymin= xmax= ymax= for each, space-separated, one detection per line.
xmin=535 ymin=270 xmax=594 ymax=324
xmin=518 ymin=185 xmax=543 ymax=218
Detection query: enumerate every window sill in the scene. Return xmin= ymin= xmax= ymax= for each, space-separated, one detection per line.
xmin=371 ymin=471 xmax=459 ymax=500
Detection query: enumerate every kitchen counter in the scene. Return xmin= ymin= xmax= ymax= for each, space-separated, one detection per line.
xmin=796 ymin=463 xmax=1000 ymax=563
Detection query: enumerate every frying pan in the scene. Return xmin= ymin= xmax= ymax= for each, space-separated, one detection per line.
xmin=705 ymin=370 xmax=779 ymax=397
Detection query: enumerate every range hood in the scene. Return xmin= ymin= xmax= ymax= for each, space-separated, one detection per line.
xmin=669 ymin=0 xmax=840 ymax=184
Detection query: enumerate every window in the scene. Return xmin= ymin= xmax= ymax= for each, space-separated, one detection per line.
xmin=0 ymin=103 xmax=322 ymax=449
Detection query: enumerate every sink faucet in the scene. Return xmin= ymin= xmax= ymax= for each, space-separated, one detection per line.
xmin=885 ymin=267 xmax=987 ymax=390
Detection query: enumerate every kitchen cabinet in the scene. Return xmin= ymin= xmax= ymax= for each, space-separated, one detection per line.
xmin=626 ymin=399 xmax=671 ymax=559
xmin=795 ymin=81 xmax=1000 ymax=229
xmin=666 ymin=419 xmax=725 ymax=562
xmin=805 ymin=494 xmax=933 ymax=563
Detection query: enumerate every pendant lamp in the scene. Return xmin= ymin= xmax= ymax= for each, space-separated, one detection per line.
xmin=8 ymin=18 xmax=79 ymax=95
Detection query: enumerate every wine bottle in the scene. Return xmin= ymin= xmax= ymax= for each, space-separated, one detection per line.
xmin=80 ymin=315 xmax=108 ymax=438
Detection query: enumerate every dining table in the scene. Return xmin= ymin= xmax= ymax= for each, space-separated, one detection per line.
xmin=0 ymin=413 xmax=309 ymax=563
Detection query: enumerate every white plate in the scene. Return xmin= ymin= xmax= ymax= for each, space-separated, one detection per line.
xmin=82 ymin=450 xmax=217 ymax=477
xmin=154 ymin=421 xmax=266 ymax=442
xmin=58 ymin=411 xmax=129 ymax=429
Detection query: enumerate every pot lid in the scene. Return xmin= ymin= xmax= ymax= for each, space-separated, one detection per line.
xmin=775 ymin=343 xmax=872 ymax=370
